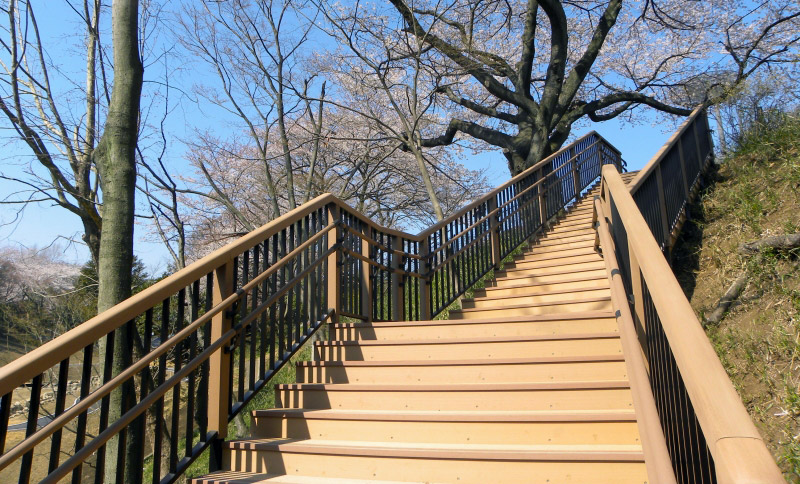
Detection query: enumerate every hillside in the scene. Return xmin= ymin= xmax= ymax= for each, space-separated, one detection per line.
xmin=671 ymin=113 xmax=800 ymax=479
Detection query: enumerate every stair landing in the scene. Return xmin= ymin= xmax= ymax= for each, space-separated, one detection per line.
xmin=194 ymin=173 xmax=649 ymax=483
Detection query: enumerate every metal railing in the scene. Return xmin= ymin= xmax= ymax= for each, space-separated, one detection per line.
xmin=0 ymin=131 xmax=623 ymax=483
xmin=595 ymin=108 xmax=784 ymax=483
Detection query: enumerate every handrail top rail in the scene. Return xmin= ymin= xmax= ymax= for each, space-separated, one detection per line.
xmin=600 ymin=165 xmax=784 ymax=482
xmin=628 ymin=105 xmax=705 ymax=194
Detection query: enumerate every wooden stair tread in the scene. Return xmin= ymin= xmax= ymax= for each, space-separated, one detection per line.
xmin=225 ymin=439 xmax=645 ymax=461
xmin=498 ymin=259 xmax=604 ymax=274
xmin=251 ymin=408 xmax=638 ymax=422
xmin=333 ymin=310 xmax=616 ymax=328
xmin=508 ymin=248 xmax=598 ymax=263
xmin=193 ymin=472 xmax=436 ymax=484
xmin=454 ymin=296 xmax=611 ymax=313
xmin=298 ymin=354 xmax=625 ymax=367
xmin=482 ymin=274 xmax=608 ymax=291
xmin=316 ymin=331 xmax=619 ymax=346
xmin=494 ymin=266 xmax=606 ymax=280
xmin=277 ymin=380 xmax=631 ymax=391
xmin=470 ymin=285 xmax=609 ymax=301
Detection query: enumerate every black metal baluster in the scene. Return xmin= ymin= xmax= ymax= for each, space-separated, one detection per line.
xmin=93 ymin=330 xmax=114 ymax=484
xmin=260 ymin=242 xmax=269 ymax=380
xmin=0 ymin=392 xmax=10 ymax=455
xmin=170 ymin=289 xmax=186 ymax=473
xmin=19 ymin=373 xmax=42 ymax=484
xmin=186 ymin=281 xmax=199 ymax=457
xmin=250 ymin=247 xmax=259 ymax=390
xmin=278 ymin=230 xmax=287 ymax=360
xmin=200 ymin=273 xmax=213 ymax=439
xmin=137 ymin=309 xmax=153 ymax=478
xmin=270 ymin=235 xmax=278 ymax=371
xmin=302 ymin=215 xmax=311 ymax=333
xmin=73 ymin=343 xmax=93 ymax=484
xmin=152 ymin=299 xmax=169 ymax=484
xmin=48 ymin=358 xmax=70 ymax=474
xmin=239 ymin=250 xmax=249 ymax=404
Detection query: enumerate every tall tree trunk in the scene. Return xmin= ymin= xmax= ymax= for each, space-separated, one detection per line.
xmin=94 ymin=0 xmax=143 ymax=482
xmin=410 ymin=146 xmax=444 ymax=221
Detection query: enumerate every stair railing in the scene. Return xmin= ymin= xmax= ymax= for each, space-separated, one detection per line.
xmin=595 ymin=107 xmax=784 ymax=482
xmin=0 ymin=132 xmax=623 ymax=483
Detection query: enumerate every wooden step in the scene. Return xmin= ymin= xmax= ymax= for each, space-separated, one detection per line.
xmin=513 ymin=246 xmax=598 ymax=262
xmin=491 ymin=267 xmax=608 ymax=286
xmin=333 ymin=312 xmax=618 ymax=341
xmin=463 ymin=287 xmax=611 ymax=308
xmin=523 ymin=239 xmax=596 ymax=255
xmin=314 ymin=332 xmax=622 ymax=361
xmin=545 ymin=225 xmax=595 ymax=237
xmin=477 ymin=276 xmax=608 ymax=297
xmin=250 ymin=408 xmax=641 ymax=445
xmin=193 ymin=472 xmax=432 ymax=484
xmin=276 ymin=381 xmax=634 ymax=411
xmin=554 ymin=216 xmax=595 ymax=228
xmin=534 ymin=233 xmax=596 ymax=246
xmin=496 ymin=260 xmax=606 ymax=277
xmin=506 ymin=251 xmax=601 ymax=268
xmin=297 ymin=354 xmax=627 ymax=384
xmin=222 ymin=440 xmax=647 ymax=484
xmin=449 ymin=297 xmax=613 ymax=319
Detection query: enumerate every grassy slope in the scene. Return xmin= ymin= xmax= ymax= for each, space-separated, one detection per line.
xmin=671 ymin=115 xmax=800 ymax=480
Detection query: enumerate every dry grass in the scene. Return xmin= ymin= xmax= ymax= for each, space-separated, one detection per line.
xmin=671 ymin=113 xmax=800 ymax=480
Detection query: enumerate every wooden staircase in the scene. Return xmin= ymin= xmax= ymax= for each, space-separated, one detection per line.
xmin=194 ymin=173 xmax=651 ymax=484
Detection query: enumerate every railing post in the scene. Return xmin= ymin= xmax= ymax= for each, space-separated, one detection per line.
xmin=654 ymin=167 xmax=672 ymax=253
xmin=207 ymin=259 xmax=235 ymax=471
xmin=537 ymin=168 xmax=547 ymax=225
xmin=361 ymin=226 xmax=373 ymax=322
xmin=692 ymin=114 xmax=706 ymax=172
xmin=676 ymin=137 xmax=690 ymax=198
xmin=571 ymin=148 xmax=582 ymax=200
xmin=390 ymin=235 xmax=404 ymax=321
xmin=419 ymin=236 xmax=432 ymax=321
xmin=487 ymin=197 xmax=502 ymax=269
xmin=627 ymin=243 xmax=648 ymax=356
xmin=326 ymin=204 xmax=341 ymax=325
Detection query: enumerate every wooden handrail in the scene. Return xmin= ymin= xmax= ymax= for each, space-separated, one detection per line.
xmin=600 ymin=165 xmax=784 ymax=483
xmin=594 ymin=198 xmax=676 ymax=484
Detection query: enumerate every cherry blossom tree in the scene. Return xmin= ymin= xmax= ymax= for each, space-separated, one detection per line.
xmin=384 ymin=0 xmax=800 ymax=174
xmin=315 ymin=0 xmax=462 ymax=220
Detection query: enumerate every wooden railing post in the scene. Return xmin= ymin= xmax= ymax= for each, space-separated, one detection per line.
xmin=390 ymin=235 xmax=404 ymax=321
xmin=654 ymin=167 xmax=672 ymax=253
xmin=361 ymin=226 xmax=373 ymax=322
xmin=487 ymin=197 xmax=502 ymax=269
xmin=419 ymin=236 xmax=432 ymax=321
xmin=326 ymin=204 xmax=341 ymax=325
xmin=207 ymin=259 xmax=235 ymax=471
xmin=693 ymin=114 xmax=706 ymax=171
xmin=571 ymin=147 xmax=582 ymax=199
xmin=537 ymin=168 xmax=547 ymax=225
xmin=627 ymin=239 xmax=648 ymax=354
xmin=677 ymin=137 xmax=690 ymax=198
